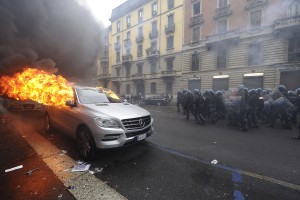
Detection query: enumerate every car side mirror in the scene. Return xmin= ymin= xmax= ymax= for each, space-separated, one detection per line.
xmin=66 ymin=100 xmax=76 ymax=107
xmin=123 ymin=99 xmax=128 ymax=103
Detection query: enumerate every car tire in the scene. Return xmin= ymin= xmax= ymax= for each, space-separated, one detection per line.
xmin=77 ymin=126 xmax=96 ymax=160
xmin=44 ymin=113 xmax=53 ymax=133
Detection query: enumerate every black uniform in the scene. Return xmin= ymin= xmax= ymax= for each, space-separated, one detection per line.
xmin=194 ymin=93 xmax=206 ymax=124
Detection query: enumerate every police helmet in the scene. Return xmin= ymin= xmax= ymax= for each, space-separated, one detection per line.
xmin=277 ymin=85 xmax=287 ymax=93
xmin=194 ymin=89 xmax=200 ymax=94
xmin=295 ymin=88 xmax=300 ymax=96
xmin=248 ymin=89 xmax=256 ymax=95
xmin=204 ymin=90 xmax=210 ymax=96
xmin=288 ymin=90 xmax=296 ymax=97
xmin=256 ymin=88 xmax=263 ymax=94
xmin=187 ymin=90 xmax=192 ymax=95
xmin=216 ymin=90 xmax=222 ymax=96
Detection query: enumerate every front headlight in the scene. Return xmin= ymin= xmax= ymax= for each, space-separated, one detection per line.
xmin=94 ymin=117 xmax=119 ymax=128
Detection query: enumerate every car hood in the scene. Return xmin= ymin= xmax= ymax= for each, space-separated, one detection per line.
xmin=82 ymin=103 xmax=150 ymax=119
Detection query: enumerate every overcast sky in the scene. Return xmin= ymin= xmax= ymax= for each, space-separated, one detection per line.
xmin=78 ymin=0 xmax=127 ymax=27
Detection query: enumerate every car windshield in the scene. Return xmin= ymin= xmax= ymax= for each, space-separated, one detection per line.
xmin=76 ymin=88 xmax=110 ymax=104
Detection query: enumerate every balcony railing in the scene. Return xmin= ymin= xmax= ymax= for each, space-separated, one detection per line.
xmin=100 ymin=56 xmax=109 ymax=63
xmin=190 ymin=14 xmax=204 ymax=27
xmin=165 ymin=24 xmax=175 ymax=34
xmin=111 ymin=77 xmax=122 ymax=82
xmin=131 ymin=74 xmax=145 ymax=80
xmin=98 ymin=74 xmax=111 ymax=79
xmin=214 ymin=5 xmax=232 ymax=19
xmin=122 ymin=54 xmax=133 ymax=63
xmin=274 ymin=15 xmax=300 ymax=30
xmin=245 ymin=0 xmax=267 ymax=11
xmin=146 ymin=48 xmax=159 ymax=58
xmin=161 ymin=70 xmax=176 ymax=77
xmin=136 ymin=35 xmax=144 ymax=43
xmin=206 ymin=29 xmax=240 ymax=43
xmin=149 ymin=30 xmax=158 ymax=39
xmin=114 ymin=43 xmax=120 ymax=50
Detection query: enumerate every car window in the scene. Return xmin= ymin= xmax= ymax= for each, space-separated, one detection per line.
xmin=76 ymin=88 xmax=110 ymax=104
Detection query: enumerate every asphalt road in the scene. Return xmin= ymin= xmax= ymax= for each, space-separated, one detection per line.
xmin=10 ymin=105 xmax=300 ymax=200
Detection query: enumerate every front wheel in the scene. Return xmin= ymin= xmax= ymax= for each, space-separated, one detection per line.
xmin=77 ymin=127 xmax=96 ymax=160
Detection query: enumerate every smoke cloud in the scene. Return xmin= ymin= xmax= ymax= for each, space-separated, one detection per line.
xmin=0 ymin=0 xmax=102 ymax=81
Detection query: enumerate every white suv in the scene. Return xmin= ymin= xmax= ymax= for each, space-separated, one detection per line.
xmin=44 ymin=86 xmax=154 ymax=160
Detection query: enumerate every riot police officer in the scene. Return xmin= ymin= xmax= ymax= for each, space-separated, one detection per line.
xmin=237 ymin=85 xmax=249 ymax=131
xmin=247 ymin=89 xmax=259 ymax=128
xmin=177 ymin=90 xmax=183 ymax=112
xmin=193 ymin=89 xmax=206 ymax=124
xmin=185 ymin=90 xmax=194 ymax=120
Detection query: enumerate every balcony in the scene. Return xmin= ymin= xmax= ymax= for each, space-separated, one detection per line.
xmin=146 ymin=48 xmax=159 ymax=60
xmin=111 ymin=77 xmax=122 ymax=82
xmin=98 ymin=74 xmax=111 ymax=80
xmin=206 ymin=29 xmax=240 ymax=49
xmin=190 ymin=14 xmax=204 ymax=27
xmin=273 ymin=15 xmax=300 ymax=38
xmin=100 ymin=56 xmax=109 ymax=64
xmin=165 ymin=24 xmax=175 ymax=34
xmin=124 ymin=39 xmax=131 ymax=48
xmin=122 ymin=54 xmax=133 ymax=64
xmin=214 ymin=5 xmax=232 ymax=19
xmin=149 ymin=30 xmax=158 ymax=39
xmin=114 ymin=43 xmax=120 ymax=50
xmin=161 ymin=70 xmax=176 ymax=78
xmin=136 ymin=35 xmax=144 ymax=44
xmin=131 ymin=74 xmax=145 ymax=81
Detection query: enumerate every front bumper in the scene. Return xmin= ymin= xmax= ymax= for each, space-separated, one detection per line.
xmin=92 ymin=124 xmax=154 ymax=149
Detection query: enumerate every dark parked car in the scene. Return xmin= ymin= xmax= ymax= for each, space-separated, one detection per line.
xmin=143 ymin=96 xmax=169 ymax=106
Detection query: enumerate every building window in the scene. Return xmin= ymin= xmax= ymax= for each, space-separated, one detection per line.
xmin=248 ymin=43 xmax=261 ymax=66
xmin=116 ymin=68 xmax=120 ymax=77
xmin=166 ymin=59 xmax=173 ymax=71
xmin=126 ymin=84 xmax=130 ymax=94
xmin=250 ymin=10 xmax=262 ymax=29
xmin=167 ymin=35 xmax=174 ymax=50
xmin=152 ymin=1 xmax=158 ymax=16
xmin=126 ymin=15 xmax=131 ymax=28
xmin=116 ymin=51 xmax=120 ymax=62
xmin=166 ymin=82 xmax=173 ymax=94
xmin=151 ymin=62 xmax=157 ymax=74
xmin=168 ymin=14 xmax=174 ymax=27
xmin=138 ymin=9 xmax=143 ymax=23
xmin=152 ymin=21 xmax=157 ymax=33
xmin=125 ymin=47 xmax=131 ymax=55
xmin=193 ymin=1 xmax=201 ymax=16
xmin=126 ymin=31 xmax=130 ymax=40
xmin=151 ymin=82 xmax=157 ymax=94
xmin=137 ymin=64 xmax=143 ymax=75
xmin=138 ymin=26 xmax=143 ymax=37
xmin=151 ymin=40 xmax=157 ymax=50
xmin=288 ymin=37 xmax=300 ymax=62
xmin=168 ymin=0 xmax=174 ymax=10
xmin=117 ymin=21 xmax=120 ymax=33
xmin=125 ymin=67 xmax=131 ymax=77
xmin=289 ymin=1 xmax=300 ymax=16
xmin=218 ymin=19 xmax=227 ymax=33
xmin=191 ymin=53 xmax=200 ymax=71
xmin=218 ymin=0 xmax=227 ymax=8
xmin=213 ymin=78 xmax=229 ymax=91
xmin=217 ymin=48 xmax=227 ymax=69
xmin=137 ymin=45 xmax=143 ymax=57
xmin=192 ymin=27 xmax=200 ymax=42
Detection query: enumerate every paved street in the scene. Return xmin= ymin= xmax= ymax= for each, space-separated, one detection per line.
xmin=2 ymin=105 xmax=300 ymax=200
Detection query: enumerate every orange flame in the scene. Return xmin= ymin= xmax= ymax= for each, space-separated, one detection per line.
xmin=97 ymin=86 xmax=120 ymax=100
xmin=0 ymin=68 xmax=74 ymax=107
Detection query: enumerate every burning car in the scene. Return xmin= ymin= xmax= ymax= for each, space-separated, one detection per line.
xmin=44 ymin=86 xmax=154 ymax=160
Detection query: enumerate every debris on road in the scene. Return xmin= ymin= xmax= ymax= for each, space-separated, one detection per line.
xmin=58 ymin=194 xmax=63 ymax=199
xmin=71 ymin=163 xmax=91 ymax=172
xmin=66 ymin=185 xmax=76 ymax=190
xmin=89 ymin=167 xmax=103 ymax=174
xmin=5 ymin=165 xmax=23 ymax=173
xmin=25 ymin=168 xmax=39 ymax=175
xmin=211 ymin=159 xmax=218 ymax=165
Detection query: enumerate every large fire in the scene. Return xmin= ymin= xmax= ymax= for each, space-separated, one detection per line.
xmin=0 ymin=68 xmax=74 ymax=107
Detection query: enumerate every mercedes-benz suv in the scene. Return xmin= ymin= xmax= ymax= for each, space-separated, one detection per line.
xmin=44 ymin=86 xmax=154 ymax=160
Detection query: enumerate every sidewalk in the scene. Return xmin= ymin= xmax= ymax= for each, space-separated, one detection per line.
xmin=0 ymin=122 xmax=75 ymax=200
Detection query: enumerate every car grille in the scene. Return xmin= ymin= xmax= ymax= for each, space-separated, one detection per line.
xmin=125 ymin=126 xmax=151 ymax=138
xmin=122 ymin=115 xmax=151 ymax=130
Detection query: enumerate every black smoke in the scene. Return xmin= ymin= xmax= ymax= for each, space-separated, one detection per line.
xmin=0 ymin=0 xmax=102 ymax=81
